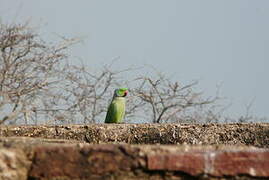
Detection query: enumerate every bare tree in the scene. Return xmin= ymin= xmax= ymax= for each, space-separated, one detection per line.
xmin=0 ymin=22 xmax=76 ymax=124
xmin=131 ymin=72 xmax=218 ymax=123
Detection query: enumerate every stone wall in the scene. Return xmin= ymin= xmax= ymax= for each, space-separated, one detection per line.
xmin=0 ymin=123 xmax=268 ymax=179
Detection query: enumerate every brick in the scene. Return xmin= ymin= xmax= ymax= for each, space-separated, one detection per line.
xmin=29 ymin=144 xmax=142 ymax=179
xmin=147 ymin=152 xmax=205 ymax=175
xmin=212 ymin=150 xmax=269 ymax=177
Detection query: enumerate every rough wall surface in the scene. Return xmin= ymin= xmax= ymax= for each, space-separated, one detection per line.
xmin=28 ymin=144 xmax=269 ymax=180
xmin=0 ymin=123 xmax=268 ymax=179
xmin=0 ymin=141 xmax=268 ymax=180
xmin=0 ymin=149 xmax=30 ymax=180
xmin=0 ymin=123 xmax=268 ymax=147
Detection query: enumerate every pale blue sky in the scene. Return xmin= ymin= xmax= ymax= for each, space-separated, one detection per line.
xmin=1 ymin=0 xmax=269 ymax=119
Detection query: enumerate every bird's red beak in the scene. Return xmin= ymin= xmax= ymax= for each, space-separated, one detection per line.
xmin=124 ymin=90 xmax=128 ymax=97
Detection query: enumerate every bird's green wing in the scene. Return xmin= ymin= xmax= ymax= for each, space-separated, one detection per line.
xmin=105 ymin=102 xmax=116 ymax=123
xmin=105 ymin=99 xmax=125 ymax=123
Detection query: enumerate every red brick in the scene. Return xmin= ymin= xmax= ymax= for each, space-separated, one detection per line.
xmin=29 ymin=144 xmax=140 ymax=179
xmin=212 ymin=150 xmax=269 ymax=177
xmin=147 ymin=152 xmax=205 ymax=175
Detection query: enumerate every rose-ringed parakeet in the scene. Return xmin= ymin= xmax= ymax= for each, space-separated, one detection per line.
xmin=105 ymin=88 xmax=128 ymax=123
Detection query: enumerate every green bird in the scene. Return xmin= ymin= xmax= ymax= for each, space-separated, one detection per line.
xmin=105 ymin=88 xmax=128 ymax=123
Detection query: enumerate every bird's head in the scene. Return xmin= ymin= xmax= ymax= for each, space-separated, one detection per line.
xmin=114 ymin=88 xmax=128 ymax=97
